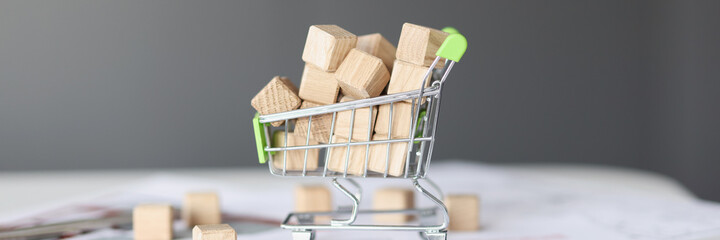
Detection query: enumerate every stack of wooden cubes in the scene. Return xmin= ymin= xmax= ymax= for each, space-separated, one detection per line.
xmin=251 ymin=23 xmax=448 ymax=177
xmin=369 ymin=23 xmax=448 ymax=176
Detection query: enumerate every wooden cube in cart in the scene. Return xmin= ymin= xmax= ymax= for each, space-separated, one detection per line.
xmin=387 ymin=60 xmax=432 ymax=103
xmin=335 ymin=49 xmax=390 ymax=99
xmin=133 ymin=204 xmax=173 ymax=240
xmin=333 ymin=96 xmax=377 ymax=141
xmin=299 ymin=64 xmax=340 ymax=105
xmin=251 ymin=76 xmax=302 ymax=127
xmin=368 ymin=133 xmax=409 ymax=177
xmin=302 ymin=25 xmax=357 ymax=72
xmin=192 ymin=224 xmax=237 ymax=240
xmin=373 ymin=188 xmax=415 ymax=223
xmin=294 ymin=101 xmax=334 ymax=143
xmin=357 ymin=33 xmax=396 ymax=71
xmin=327 ymin=135 xmax=371 ymax=176
xmin=445 ymin=194 xmax=480 ymax=231
xmin=374 ymin=102 xmax=418 ymax=138
xmin=396 ymin=23 xmax=449 ymax=67
xmin=271 ymin=130 xmax=319 ymax=171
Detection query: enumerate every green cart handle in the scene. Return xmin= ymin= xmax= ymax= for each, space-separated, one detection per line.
xmin=253 ymin=112 xmax=269 ymax=164
xmin=436 ymin=27 xmax=467 ymax=62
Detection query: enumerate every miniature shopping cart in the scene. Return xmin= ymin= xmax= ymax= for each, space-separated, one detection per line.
xmin=252 ymin=28 xmax=467 ymax=240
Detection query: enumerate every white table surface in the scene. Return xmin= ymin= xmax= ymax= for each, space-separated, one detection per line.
xmin=0 ymin=161 xmax=695 ymax=217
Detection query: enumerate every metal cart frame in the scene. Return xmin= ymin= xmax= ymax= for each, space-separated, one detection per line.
xmin=253 ymin=29 xmax=467 ymax=240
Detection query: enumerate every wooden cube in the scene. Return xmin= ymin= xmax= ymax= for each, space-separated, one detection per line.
xmin=271 ymin=130 xmax=319 ymax=171
xmin=387 ymin=60 xmax=432 ymax=102
xmin=333 ymin=96 xmax=377 ymax=141
xmin=302 ymin=25 xmax=357 ymax=71
xmin=295 ymin=185 xmax=332 ymax=212
xmin=299 ymin=64 xmax=340 ymax=105
xmin=357 ymin=33 xmax=396 ymax=71
xmin=368 ymin=134 xmax=409 ymax=177
xmin=396 ymin=23 xmax=449 ymax=67
xmin=294 ymin=101 xmax=333 ymax=143
xmin=251 ymin=76 xmax=302 ymax=127
xmin=192 ymin=224 xmax=236 ymax=240
xmin=182 ymin=192 xmax=221 ymax=227
xmin=133 ymin=204 xmax=173 ymax=240
xmin=327 ymin=135 xmax=370 ymax=176
xmin=373 ymin=188 xmax=414 ymax=223
xmin=335 ymin=49 xmax=390 ymax=99
xmin=445 ymin=194 xmax=480 ymax=231
xmin=374 ymin=102 xmax=419 ymax=138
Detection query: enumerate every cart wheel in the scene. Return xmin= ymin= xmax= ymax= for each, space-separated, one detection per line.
xmin=291 ymin=230 xmax=315 ymax=240
xmin=420 ymin=231 xmax=447 ymax=240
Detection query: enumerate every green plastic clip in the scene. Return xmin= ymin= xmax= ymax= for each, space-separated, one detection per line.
xmin=414 ymin=110 xmax=427 ymax=143
xmin=442 ymin=27 xmax=460 ymax=34
xmin=436 ymin=27 xmax=467 ymax=62
xmin=253 ymin=112 xmax=268 ymax=164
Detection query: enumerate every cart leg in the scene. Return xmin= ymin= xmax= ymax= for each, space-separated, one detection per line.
xmin=413 ymin=179 xmax=450 ymax=230
xmin=422 ymin=231 xmax=447 ymax=240
xmin=329 ymin=178 xmax=361 ymax=225
xmin=291 ymin=230 xmax=315 ymax=240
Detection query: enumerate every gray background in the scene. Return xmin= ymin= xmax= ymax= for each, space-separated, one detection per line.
xmin=1 ymin=1 xmax=718 ymax=201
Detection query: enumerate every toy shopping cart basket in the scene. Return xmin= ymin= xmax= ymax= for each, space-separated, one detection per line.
xmin=252 ymin=29 xmax=467 ymax=240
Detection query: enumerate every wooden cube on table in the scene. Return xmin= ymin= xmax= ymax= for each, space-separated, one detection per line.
xmin=183 ymin=192 xmax=221 ymax=227
xmin=357 ymin=33 xmax=396 ymax=71
xmin=327 ymin=135 xmax=371 ymax=176
xmin=374 ymin=102 xmax=420 ymax=138
xmin=396 ymin=23 xmax=449 ymax=67
xmin=295 ymin=185 xmax=332 ymax=222
xmin=294 ymin=101 xmax=334 ymax=143
xmin=192 ymin=224 xmax=237 ymax=240
xmin=445 ymin=194 xmax=480 ymax=231
xmin=368 ymin=134 xmax=409 ymax=177
xmin=373 ymin=188 xmax=414 ymax=223
xmin=251 ymin=76 xmax=302 ymax=127
xmin=302 ymin=25 xmax=357 ymax=72
xmin=299 ymin=64 xmax=340 ymax=105
xmin=333 ymin=96 xmax=377 ymax=141
xmin=271 ymin=130 xmax=319 ymax=171
xmin=335 ymin=49 xmax=390 ymax=99
xmin=133 ymin=204 xmax=173 ymax=240
xmin=387 ymin=60 xmax=432 ymax=103
xmin=295 ymin=185 xmax=332 ymax=212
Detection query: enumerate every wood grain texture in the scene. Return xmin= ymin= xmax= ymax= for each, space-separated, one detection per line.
xmin=368 ymin=133 xmax=408 ymax=177
xmin=333 ymin=96 xmax=377 ymax=141
xmin=133 ymin=204 xmax=173 ymax=240
xmin=396 ymin=23 xmax=448 ymax=67
xmin=445 ymin=194 xmax=480 ymax=231
xmin=374 ymin=102 xmax=417 ymax=138
xmin=192 ymin=224 xmax=237 ymax=240
xmin=387 ymin=60 xmax=431 ymax=103
xmin=294 ymin=101 xmax=333 ymax=143
xmin=298 ymin=64 xmax=340 ymax=105
xmin=373 ymin=188 xmax=414 ymax=223
xmin=357 ymin=33 xmax=396 ymax=71
xmin=302 ymin=25 xmax=357 ymax=71
xmin=326 ymin=135 xmax=370 ymax=176
xmin=182 ymin=192 xmax=221 ymax=227
xmin=271 ymin=130 xmax=318 ymax=171
xmin=251 ymin=76 xmax=302 ymax=127
xmin=334 ymin=49 xmax=390 ymax=99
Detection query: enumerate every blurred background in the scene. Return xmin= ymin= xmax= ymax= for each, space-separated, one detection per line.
xmin=0 ymin=0 xmax=718 ymax=201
